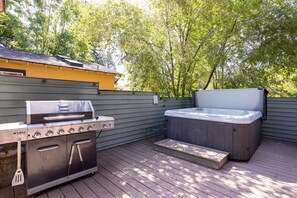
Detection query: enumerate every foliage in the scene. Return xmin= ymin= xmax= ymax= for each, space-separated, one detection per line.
xmin=0 ymin=0 xmax=296 ymax=97
xmin=0 ymin=0 xmax=108 ymax=65
xmin=215 ymin=0 xmax=297 ymax=96
xmin=94 ymin=0 xmax=297 ymax=97
xmin=0 ymin=12 xmax=27 ymax=48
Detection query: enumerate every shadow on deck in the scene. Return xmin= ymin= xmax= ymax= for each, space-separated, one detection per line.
xmin=1 ymin=138 xmax=297 ymax=198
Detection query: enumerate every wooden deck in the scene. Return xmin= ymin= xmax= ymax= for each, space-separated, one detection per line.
xmin=1 ymin=138 xmax=297 ymax=198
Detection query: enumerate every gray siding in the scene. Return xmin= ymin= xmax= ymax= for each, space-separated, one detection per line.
xmin=0 ymin=76 xmax=192 ymax=150
xmin=262 ymin=98 xmax=297 ymax=142
xmin=2 ymin=75 xmax=297 ymax=146
xmin=0 ymin=76 xmax=98 ymax=123
xmin=95 ymin=91 xmax=192 ymax=150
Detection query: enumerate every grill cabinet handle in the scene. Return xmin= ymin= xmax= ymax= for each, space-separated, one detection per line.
xmin=75 ymin=139 xmax=91 ymax=145
xmin=38 ymin=145 xmax=60 ymax=152
xmin=43 ymin=114 xmax=85 ymax=121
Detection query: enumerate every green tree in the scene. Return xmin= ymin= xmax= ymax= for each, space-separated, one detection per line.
xmin=1 ymin=0 xmax=91 ymax=60
xmin=0 ymin=12 xmax=28 ymax=48
xmin=104 ymin=0 xmax=297 ymax=97
xmin=98 ymin=0 xmax=266 ymax=97
xmin=1 ymin=0 xmax=296 ymax=96
xmin=214 ymin=0 xmax=297 ymax=96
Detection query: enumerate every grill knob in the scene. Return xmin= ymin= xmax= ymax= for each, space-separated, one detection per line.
xmin=46 ymin=130 xmax=54 ymax=137
xmin=103 ymin=124 xmax=107 ymax=129
xmin=58 ymin=129 xmax=65 ymax=135
xmin=33 ymin=132 xmax=41 ymax=138
xmin=78 ymin=127 xmax=84 ymax=132
xmin=68 ymin=128 xmax=75 ymax=133
xmin=87 ymin=126 xmax=93 ymax=131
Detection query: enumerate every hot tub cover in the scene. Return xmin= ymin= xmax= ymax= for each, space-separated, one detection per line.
xmin=165 ymin=108 xmax=262 ymax=124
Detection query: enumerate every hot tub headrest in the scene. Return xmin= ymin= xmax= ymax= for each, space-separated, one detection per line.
xmin=193 ymin=88 xmax=268 ymax=120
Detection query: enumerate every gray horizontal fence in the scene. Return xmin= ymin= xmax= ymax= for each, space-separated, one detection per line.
xmin=0 ymin=76 xmax=98 ymax=123
xmin=0 ymin=75 xmax=193 ymax=150
xmin=3 ymin=75 xmax=296 ymax=147
xmin=0 ymin=76 xmax=98 ymax=94
xmin=262 ymin=98 xmax=297 ymax=142
xmin=94 ymin=92 xmax=193 ymax=150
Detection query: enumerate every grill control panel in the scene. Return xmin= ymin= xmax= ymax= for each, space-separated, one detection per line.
xmin=0 ymin=123 xmax=28 ymax=144
xmin=0 ymin=117 xmax=114 ymax=143
xmin=58 ymin=129 xmax=65 ymax=135
xmin=27 ymin=117 xmax=114 ymax=140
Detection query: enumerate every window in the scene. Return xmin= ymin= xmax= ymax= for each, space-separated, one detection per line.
xmin=0 ymin=68 xmax=26 ymax=76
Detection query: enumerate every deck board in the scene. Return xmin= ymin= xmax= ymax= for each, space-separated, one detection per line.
xmin=46 ymin=188 xmax=64 ymax=198
xmin=119 ymin=139 xmax=297 ymax=197
xmin=1 ymin=138 xmax=297 ymax=198
xmin=132 ymin=140 xmax=297 ymax=197
xmin=81 ymin=177 xmax=114 ymax=198
xmin=97 ymin=164 xmax=146 ymax=198
xmin=33 ymin=193 xmax=48 ymax=198
xmin=101 ymin=150 xmax=199 ymax=198
xmin=103 ymin=145 xmax=221 ymax=197
xmin=123 ymin=141 xmax=259 ymax=197
xmin=59 ymin=184 xmax=80 ymax=198
xmin=121 ymin=141 xmax=239 ymax=197
xmin=93 ymin=169 xmax=131 ymax=198
xmin=100 ymin=153 xmax=181 ymax=198
xmin=71 ymin=180 xmax=97 ymax=198
xmin=98 ymin=160 xmax=162 ymax=198
xmin=128 ymin=141 xmax=262 ymax=196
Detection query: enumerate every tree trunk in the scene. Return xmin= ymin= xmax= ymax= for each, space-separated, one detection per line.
xmin=203 ymin=65 xmax=217 ymax=90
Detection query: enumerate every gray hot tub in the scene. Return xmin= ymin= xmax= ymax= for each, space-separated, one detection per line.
xmin=165 ymin=88 xmax=267 ymax=161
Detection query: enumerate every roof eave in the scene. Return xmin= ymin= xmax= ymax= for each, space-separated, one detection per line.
xmin=0 ymin=57 xmax=121 ymax=75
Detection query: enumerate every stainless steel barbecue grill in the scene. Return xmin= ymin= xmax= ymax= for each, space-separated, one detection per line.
xmin=0 ymin=100 xmax=114 ymax=195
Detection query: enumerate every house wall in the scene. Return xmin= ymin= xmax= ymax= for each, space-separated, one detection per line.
xmin=0 ymin=75 xmax=192 ymax=150
xmin=0 ymin=58 xmax=116 ymax=90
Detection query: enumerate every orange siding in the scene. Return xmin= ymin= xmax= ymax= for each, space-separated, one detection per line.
xmin=0 ymin=58 xmax=115 ymax=90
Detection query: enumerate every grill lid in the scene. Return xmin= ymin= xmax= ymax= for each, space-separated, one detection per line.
xmin=26 ymin=100 xmax=95 ymax=124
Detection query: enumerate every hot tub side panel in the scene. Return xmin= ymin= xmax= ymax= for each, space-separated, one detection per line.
xmin=232 ymin=124 xmax=251 ymax=160
xmin=165 ymin=116 xmax=233 ymax=156
xmin=165 ymin=116 xmax=262 ymax=160
xmin=232 ymin=119 xmax=262 ymax=160
xmin=249 ymin=119 xmax=262 ymax=157
xmin=205 ymin=120 xmax=233 ymax=153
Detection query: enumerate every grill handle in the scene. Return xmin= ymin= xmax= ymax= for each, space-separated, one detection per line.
xmin=75 ymin=139 xmax=91 ymax=145
xmin=38 ymin=145 xmax=60 ymax=152
xmin=43 ymin=114 xmax=85 ymax=121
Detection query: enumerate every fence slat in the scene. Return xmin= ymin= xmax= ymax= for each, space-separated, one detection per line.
xmin=263 ymin=98 xmax=297 ymax=142
xmin=0 ymin=76 xmax=192 ymax=150
xmin=1 ymin=76 xmax=296 ymax=145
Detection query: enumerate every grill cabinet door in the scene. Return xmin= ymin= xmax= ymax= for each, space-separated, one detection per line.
xmin=26 ymin=136 xmax=67 ymax=189
xmin=66 ymin=131 xmax=96 ymax=175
